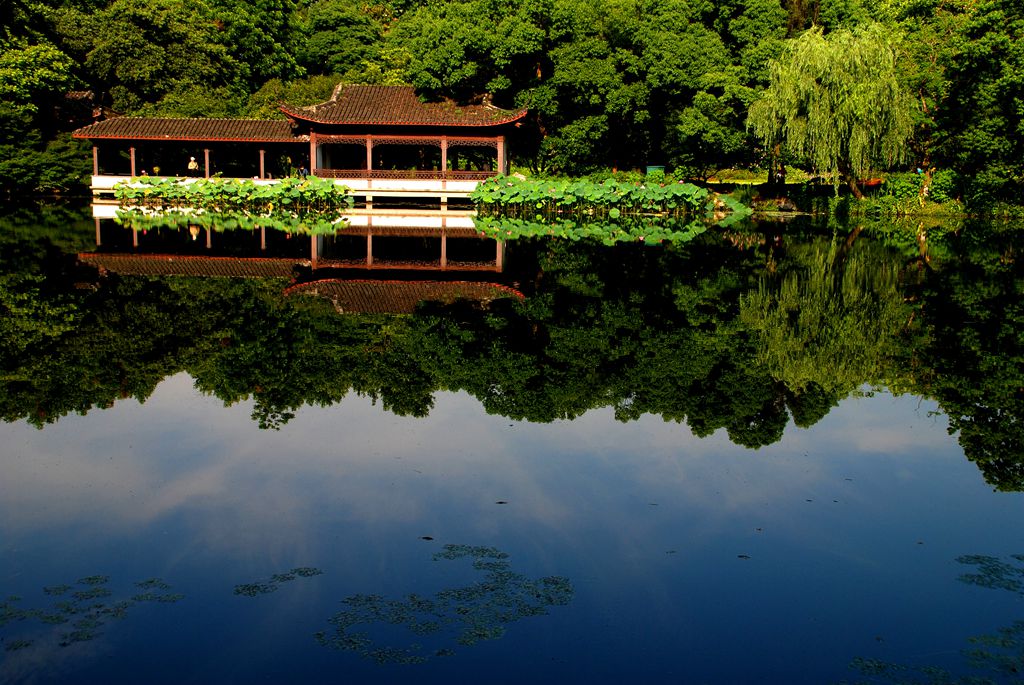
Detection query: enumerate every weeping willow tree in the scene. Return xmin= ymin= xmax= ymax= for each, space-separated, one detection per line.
xmin=747 ymin=23 xmax=917 ymax=198
xmin=739 ymin=236 xmax=915 ymax=397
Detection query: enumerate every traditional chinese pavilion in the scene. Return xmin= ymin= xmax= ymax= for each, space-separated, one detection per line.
xmin=72 ymin=85 xmax=527 ymax=202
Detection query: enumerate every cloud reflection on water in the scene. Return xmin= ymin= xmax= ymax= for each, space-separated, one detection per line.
xmin=1 ymin=373 xmax=959 ymax=554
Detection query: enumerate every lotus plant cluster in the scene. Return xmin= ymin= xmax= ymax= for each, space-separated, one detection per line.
xmin=471 ymin=175 xmax=752 ymax=218
xmin=114 ymin=208 xmax=343 ymax=236
xmin=114 ymin=176 xmax=354 ymax=216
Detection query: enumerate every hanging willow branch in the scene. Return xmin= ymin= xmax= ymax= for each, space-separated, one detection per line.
xmin=748 ymin=23 xmax=917 ymax=198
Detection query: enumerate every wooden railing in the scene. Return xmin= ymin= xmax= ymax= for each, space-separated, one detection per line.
xmin=314 ymin=169 xmax=496 ymax=181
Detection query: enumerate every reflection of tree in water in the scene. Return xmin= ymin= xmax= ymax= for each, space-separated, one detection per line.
xmin=315 ymin=545 xmax=573 ymax=665
xmin=846 ymin=554 xmax=1024 ymax=684
xmin=0 ymin=575 xmax=182 ymax=652
xmin=914 ymin=226 xmax=1024 ymax=492
xmin=6 ymin=212 xmax=1022 ymax=483
xmin=740 ymin=236 xmax=915 ymax=398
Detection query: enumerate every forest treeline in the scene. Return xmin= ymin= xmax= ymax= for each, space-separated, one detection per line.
xmin=2 ymin=0 xmax=1022 ymax=205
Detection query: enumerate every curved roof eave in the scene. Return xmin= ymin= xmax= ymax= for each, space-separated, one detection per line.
xmin=72 ymin=133 xmax=310 ymax=143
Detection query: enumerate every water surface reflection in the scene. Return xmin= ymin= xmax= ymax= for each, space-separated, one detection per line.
xmin=2 ymin=380 xmax=1022 ymax=683
xmin=1 ymin=206 xmax=1023 ymax=682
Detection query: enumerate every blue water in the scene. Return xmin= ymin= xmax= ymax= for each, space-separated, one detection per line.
xmin=2 ymin=374 xmax=1022 ymax=683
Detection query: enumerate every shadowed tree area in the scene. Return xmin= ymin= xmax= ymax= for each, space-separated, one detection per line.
xmin=913 ymin=223 xmax=1024 ymax=491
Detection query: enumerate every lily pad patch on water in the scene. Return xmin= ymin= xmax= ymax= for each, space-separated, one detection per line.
xmin=233 ymin=567 xmax=325 ymax=597
xmin=0 ymin=575 xmax=183 ymax=652
xmin=316 ymin=544 xmax=573 ymax=665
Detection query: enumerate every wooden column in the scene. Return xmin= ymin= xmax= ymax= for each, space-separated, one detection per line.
xmin=309 ymin=132 xmax=317 ymax=175
xmin=206 ymin=229 xmax=212 ymax=249
xmin=203 ymin=148 xmax=210 ymax=178
xmin=497 ymin=136 xmax=506 ymax=174
xmin=259 ymin=149 xmax=265 ymax=179
xmin=496 ymin=240 xmax=504 ymax=271
xmin=260 ymin=226 xmax=266 ymax=251
xmin=441 ymin=136 xmax=448 ymax=186
xmin=366 ymin=230 xmax=373 ymax=267
xmin=95 ymin=217 xmax=102 ymax=246
xmin=441 ymin=230 xmax=447 ymax=270
xmin=366 ymin=135 xmax=373 ymax=190
xmin=92 ymin=146 xmax=99 ymax=176
xmin=311 ymin=235 xmax=318 ymax=268
xmin=132 ymin=229 xmax=139 ymax=248
xmin=129 ymin=147 xmax=136 ymax=177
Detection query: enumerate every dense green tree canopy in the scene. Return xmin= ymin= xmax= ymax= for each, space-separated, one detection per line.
xmin=747 ymin=23 xmax=917 ymax=197
xmin=0 ymin=0 xmax=1022 ymax=206
xmin=937 ymin=0 xmax=1024 ymax=204
xmin=86 ymin=0 xmax=239 ymax=112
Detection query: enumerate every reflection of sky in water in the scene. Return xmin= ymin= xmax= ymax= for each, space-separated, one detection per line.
xmin=2 ymin=374 xmax=1023 ymax=683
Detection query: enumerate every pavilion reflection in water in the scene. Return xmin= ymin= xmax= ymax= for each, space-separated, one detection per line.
xmin=81 ymin=206 xmax=519 ymax=314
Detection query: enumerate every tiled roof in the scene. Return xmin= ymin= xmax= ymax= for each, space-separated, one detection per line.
xmin=285 ymin=279 xmax=524 ymax=314
xmin=72 ymin=118 xmax=305 ymax=143
xmin=280 ymin=85 xmax=527 ymax=127
xmin=79 ymin=253 xmax=305 ymax=278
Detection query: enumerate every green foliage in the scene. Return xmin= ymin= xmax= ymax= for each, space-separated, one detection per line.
xmin=113 ymin=208 xmax=344 ymax=237
xmin=879 ymin=172 xmax=923 ymax=201
xmin=473 ymin=215 xmax=709 ymax=245
xmin=0 ymin=41 xmax=76 ymax=111
xmin=937 ymin=0 xmax=1024 ymax=205
xmin=739 ymin=235 xmax=917 ymax=396
xmin=666 ymin=75 xmax=757 ymax=179
xmin=317 ymin=545 xmax=572 ymax=663
xmin=138 ymin=85 xmax=245 ymax=119
xmin=390 ymin=0 xmax=549 ymax=104
xmin=916 ymin=225 xmax=1024 ymax=490
xmin=243 ymin=75 xmax=339 ymax=119
xmin=748 ymin=23 xmax=917 ymax=195
xmin=5 ymin=204 xmax=1024 ymax=480
xmin=471 ymin=174 xmax=752 ymax=217
xmin=207 ymin=0 xmax=304 ymax=89
xmin=295 ymin=0 xmax=383 ymax=77
xmin=1 ymin=0 xmax=1023 ymax=205
xmin=926 ymin=169 xmax=959 ymax=204
xmin=85 ymin=0 xmax=240 ymax=113
xmin=114 ymin=176 xmax=354 ymax=223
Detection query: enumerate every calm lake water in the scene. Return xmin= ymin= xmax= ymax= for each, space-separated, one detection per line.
xmin=1 ymin=205 xmax=1023 ymax=684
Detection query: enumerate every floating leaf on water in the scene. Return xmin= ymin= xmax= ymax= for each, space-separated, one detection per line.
xmin=38 ymin=612 xmax=70 ymax=625
xmin=233 ymin=583 xmax=278 ymax=597
xmin=957 ymin=554 xmax=1024 ymax=595
xmin=234 ymin=568 xmax=323 ymax=597
xmin=135 ymin=578 xmax=171 ymax=591
xmin=4 ymin=638 xmax=34 ymax=652
xmin=76 ymin=576 xmax=109 ymax=586
xmin=316 ymin=544 xmax=573 ymax=664
xmin=43 ymin=585 xmax=72 ymax=596
xmin=291 ymin=567 xmax=324 ymax=578
xmin=72 ymin=587 xmax=112 ymax=602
